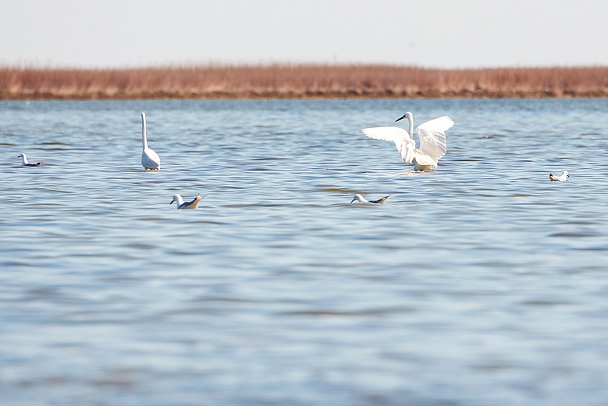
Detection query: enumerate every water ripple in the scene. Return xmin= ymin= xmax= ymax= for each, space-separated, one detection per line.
xmin=2 ymin=99 xmax=608 ymax=406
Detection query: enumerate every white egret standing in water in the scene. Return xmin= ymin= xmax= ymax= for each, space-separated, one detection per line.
xmin=362 ymin=112 xmax=454 ymax=171
xmin=141 ymin=112 xmax=161 ymax=170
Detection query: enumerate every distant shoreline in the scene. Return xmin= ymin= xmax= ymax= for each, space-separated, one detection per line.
xmin=1 ymin=64 xmax=608 ymax=99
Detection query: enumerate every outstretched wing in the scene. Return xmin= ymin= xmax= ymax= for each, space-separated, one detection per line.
xmin=416 ymin=116 xmax=453 ymax=163
xmin=361 ymin=127 xmax=416 ymax=164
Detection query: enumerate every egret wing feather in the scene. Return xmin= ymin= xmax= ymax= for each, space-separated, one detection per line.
xmin=361 ymin=127 xmax=416 ymax=164
xmin=415 ymin=116 xmax=453 ymax=163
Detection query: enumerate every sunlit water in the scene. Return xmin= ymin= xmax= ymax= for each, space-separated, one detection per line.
xmin=1 ymin=99 xmax=608 ymax=405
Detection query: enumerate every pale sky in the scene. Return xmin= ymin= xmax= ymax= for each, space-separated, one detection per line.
xmin=1 ymin=0 xmax=607 ymax=68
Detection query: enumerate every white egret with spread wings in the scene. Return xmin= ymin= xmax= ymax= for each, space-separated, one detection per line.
xmin=362 ymin=112 xmax=454 ymax=171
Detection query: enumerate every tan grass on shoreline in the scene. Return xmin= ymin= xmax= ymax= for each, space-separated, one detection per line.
xmin=1 ymin=64 xmax=608 ymax=99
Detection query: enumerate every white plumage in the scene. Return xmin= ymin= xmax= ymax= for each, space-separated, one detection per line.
xmin=549 ymin=171 xmax=569 ymax=181
xmin=170 ymin=194 xmax=202 ymax=209
xmin=350 ymin=194 xmax=390 ymax=204
xmin=362 ymin=112 xmax=454 ymax=171
xmin=141 ymin=112 xmax=161 ymax=170
xmin=18 ymin=153 xmax=43 ymax=167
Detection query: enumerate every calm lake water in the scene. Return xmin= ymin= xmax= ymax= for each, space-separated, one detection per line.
xmin=1 ymin=98 xmax=608 ymax=405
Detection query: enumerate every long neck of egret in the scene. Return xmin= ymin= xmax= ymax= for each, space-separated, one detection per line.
xmin=141 ymin=112 xmax=148 ymax=149
xmin=406 ymin=112 xmax=414 ymax=138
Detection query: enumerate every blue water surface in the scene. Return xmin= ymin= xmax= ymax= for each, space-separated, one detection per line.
xmin=1 ymin=98 xmax=607 ymax=405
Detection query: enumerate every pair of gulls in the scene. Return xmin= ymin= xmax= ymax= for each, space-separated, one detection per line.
xmin=140 ymin=112 xmax=201 ymax=209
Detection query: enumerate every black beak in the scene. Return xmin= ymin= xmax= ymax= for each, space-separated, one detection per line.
xmin=170 ymin=200 xmax=174 ymax=205
xmin=350 ymin=197 xmax=356 ymax=203
xmin=395 ymin=114 xmax=406 ymax=122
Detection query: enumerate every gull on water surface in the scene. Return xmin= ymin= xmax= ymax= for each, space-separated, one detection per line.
xmin=549 ymin=171 xmax=569 ymax=181
xmin=18 ymin=153 xmax=43 ymax=167
xmin=350 ymin=194 xmax=390 ymax=204
xmin=141 ymin=112 xmax=161 ymax=170
xmin=171 ymin=194 xmax=203 ymax=209
xmin=362 ymin=112 xmax=454 ymax=171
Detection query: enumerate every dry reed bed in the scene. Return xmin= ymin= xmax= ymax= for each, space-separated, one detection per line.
xmin=1 ymin=65 xmax=608 ymax=99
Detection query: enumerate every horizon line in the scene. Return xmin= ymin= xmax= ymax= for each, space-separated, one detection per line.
xmin=1 ymin=62 xmax=608 ymax=71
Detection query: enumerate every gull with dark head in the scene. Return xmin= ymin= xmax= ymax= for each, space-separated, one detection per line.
xmin=350 ymin=194 xmax=390 ymax=204
xmin=18 ymin=153 xmax=43 ymax=167
xmin=549 ymin=171 xmax=569 ymax=181
xmin=170 ymin=193 xmax=202 ymax=209
xmin=362 ymin=112 xmax=454 ymax=171
xmin=141 ymin=112 xmax=161 ymax=170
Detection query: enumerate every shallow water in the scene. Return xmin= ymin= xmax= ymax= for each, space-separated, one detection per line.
xmin=1 ymin=98 xmax=608 ymax=405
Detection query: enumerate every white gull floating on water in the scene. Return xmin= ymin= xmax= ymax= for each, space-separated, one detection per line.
xmin=170 ymin=194 xmax=202 ymax=209
xmin=350 ymin=194 xmax=390 ymax=204
xmin=18 ymin=153 xmax=43 ymax=167
xmin=141 ymin=112 xmax=161 ymax=170
xmin=362 ymin=112 xmax=454 ymax=171
xmin=549 ymin=171 xmax=569 ymax=181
